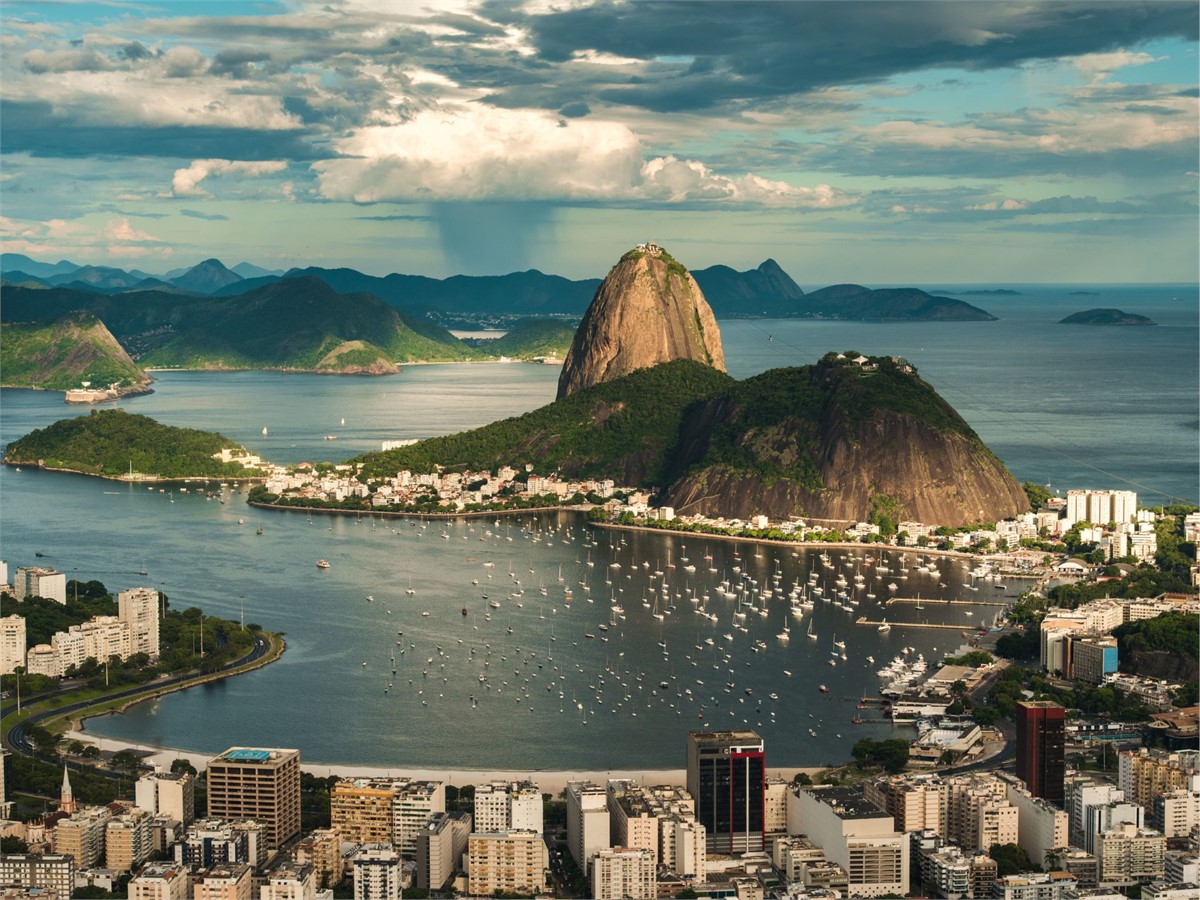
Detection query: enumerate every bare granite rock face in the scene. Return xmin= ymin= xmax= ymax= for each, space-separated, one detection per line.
xmin=557 ymin=248 xmax=725 ymax=399
xmin=665 ymin=409 xmax=1029 ymax=528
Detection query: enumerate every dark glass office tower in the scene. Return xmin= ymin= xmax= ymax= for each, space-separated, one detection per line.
xmin=686 ymin=731 xmax=765 ymax=853
xmin=1016 ymin=701 xmax=1066 ymax=806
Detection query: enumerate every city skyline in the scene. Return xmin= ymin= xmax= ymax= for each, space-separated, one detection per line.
xmin=0 ymin=1 xmax=1197 ymax=283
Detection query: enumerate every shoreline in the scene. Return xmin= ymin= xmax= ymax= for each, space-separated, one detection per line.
xmin=0 ymin=383 xmax=154 ymax=402
xmin=1 ymin=459 xmax=266 ymax=485
xmin=248 ymin=498 xmax=590 ymax=521
xmin=63 ymin=730 xmax=822 ymax=794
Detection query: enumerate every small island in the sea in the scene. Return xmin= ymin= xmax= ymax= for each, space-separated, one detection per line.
xmin=1068 ymin=291 xmax=1100 ymax=296
xmin=957 ymin=289 xmax=1021 ymax=296
xmin=1059 ymin=308 xmax=1157 ymax=326
xmin=4 ymin=409 xmax=268 ymax=480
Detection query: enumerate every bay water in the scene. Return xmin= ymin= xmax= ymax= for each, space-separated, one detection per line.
xmin=0 ymin=284 xmax=1194 ymax=769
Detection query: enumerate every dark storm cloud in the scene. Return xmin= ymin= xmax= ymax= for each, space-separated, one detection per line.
xmin=118 ymin=41 xmax=153 ymax=62
xmin=557 ymin=101 xmax=591 ymax=118
xmin=210 ymin=48 xmax=276 ymax=78
xmin=0 ymin=100 xmax=325 ymax=160
xmin=489 ymin=1 xmax=1198 ymax=112
xmin=181 ymin=209 xmax=230 ymax=221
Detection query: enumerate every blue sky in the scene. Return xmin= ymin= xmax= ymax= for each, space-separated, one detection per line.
xmin=1 ymin=0 xmax=1196 ymax=282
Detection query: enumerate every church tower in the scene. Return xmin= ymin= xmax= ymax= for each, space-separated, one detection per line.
xmin=59 ymin=764 xmax=76 ymax=814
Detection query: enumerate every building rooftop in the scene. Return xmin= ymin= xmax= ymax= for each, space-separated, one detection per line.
xmin=805 ymin=787 xmax=892 ymax=821
xmin=213 ymin=747 xmax=297 ymax=764
xmin=689 ymin=730 xmax=762 ymax=742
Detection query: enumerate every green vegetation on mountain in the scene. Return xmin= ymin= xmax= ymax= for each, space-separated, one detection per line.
xmin=4 ymin=409 xmax=263 ymax=479
xmin=1059 ymin=308 xmax=1156 ymax=326
xmin=0 ymin=311 xmax=149 ymax=391
xmin=0 ymin=278 xmax=481 ymax=372
xmin=357 ymin=359 xmax=735 ymax=484
xmin=468 ymin=318 xmax=576 ymax=359
xmin=1113 ymin=613 xmax=1199 ymax=683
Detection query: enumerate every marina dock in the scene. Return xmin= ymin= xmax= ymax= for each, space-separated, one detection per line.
xmin=856 ymin=616 xmax=976 ymax=631
xmin=885 ymin=597 xmax=1009 ymax=608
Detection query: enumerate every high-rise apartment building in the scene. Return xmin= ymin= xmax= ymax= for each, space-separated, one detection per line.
xmin=55 ymin=807 xmax=111 ymax=868
xmin=206 ymin=748 xmax=300 ymax=849
xmin=1153 ymin=789 xmax=1200 ymax=837
xmin=415 ymin=812 xmax=471 ymax=891
xmin=14 ymin=567 xmax=66 ymax=604
xmin=0 ymin=856 xmax=75 ymax=900
xmin=1005 ymin=781 xmax=1069 ymax=867
xmin=566 ymin=781 xmax=610 ymax=873
xmin=117 ymin=587 xmax=161 ymax=660
xmin=135 ymin=772 xmax=195 ymax=826
xmin=1095 ymin=823 xmax=1166 ymax=883
xmin=472 ymin=780 xmax=542 ymax=834
xmin=127 ymin=863 xmax=189 ymax=900
xmin=351 ymin=846 xmax=402 ymax=900
xmin=0 ymin=615 xmax=26 ymax=676
xmin=192 ymin=864 xmax=252 ymax=900
xmin=606 ymin=781 xmax=660 ymax=865
xmin=1065 ymin=489 xmax=1137 ymax=527
xmin=173 ymin=819 xmax=265 ymax=869
xmin=466 ymin=831 xmax=548 ymax=898
xmin=863 ymin=775 xmax=948 ymax=835
xmin=788 ymin=787 xmax=908 ymax=898
xmin=290 ymin=828 xmax=341 ymax=890
xmin=1119 ymin=749 xmax=1200 ymax=808
xmin=591 ymin=847 xmax=656 ymax=900
xmin=105 ymin=808 xmax=153 ymax=872
xmin=260 ymin=864 xmax=315 ymax=900
xmin=944 ymin=774 xmax=1018 ymax=852
xmin=330 ymin=777 xmax=445 ymax=856
xmin=1016 ymin=701 xmax=1066 ymax=806
xmin=686 ymin=730 xmax=765 ymax=854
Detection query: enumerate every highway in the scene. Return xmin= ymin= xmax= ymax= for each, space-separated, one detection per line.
xmin=3 ymin=635 xmax=273 ymax=776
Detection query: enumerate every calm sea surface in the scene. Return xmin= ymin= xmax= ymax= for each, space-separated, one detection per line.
xmin=1 ymin=284 xmax=1195 ymax=769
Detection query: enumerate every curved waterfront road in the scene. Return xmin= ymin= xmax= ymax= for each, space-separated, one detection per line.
xmin=2 ymin=634 xmax=276 ymax=772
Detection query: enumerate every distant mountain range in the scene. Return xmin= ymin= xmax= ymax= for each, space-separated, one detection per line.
xmin=2 ymin=253 xmax=995 ymax=321
xmin=0 ymin=278 xmax=482 ymax=375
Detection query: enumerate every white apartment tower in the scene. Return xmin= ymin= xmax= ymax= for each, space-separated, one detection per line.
xmin=135 ymin=771 xmax=196 ymax=826
xmin=15 ymin=567 xmax=66 ymax=604
xmin=351 ymin=846 xmax=402 ymax=900
xmin=0 ymin=615 xmax=26 ymax=676
xmin=591 ymin=847 xmax=656 ymax=900
xmin=789 ymin=787 xmax=909 ymax=898
xmin=566 ymin=781 xmax=610 ymax=874
xmin=473 ymin=780 xmax=542 ymax=834
xmin=118 ymin=587 xmax=160 ymax=660
xmin=1065 ymin=490 xmax=1137 ymax=527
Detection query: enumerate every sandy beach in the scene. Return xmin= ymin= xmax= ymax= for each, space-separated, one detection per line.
xmin=67 ymin=730 xmax=820 ymax=796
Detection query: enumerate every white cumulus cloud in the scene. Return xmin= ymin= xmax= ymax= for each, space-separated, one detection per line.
xmin=171 ymin=159 xmax=288 ymax=198
xmin=313 ymin=105 xmax=855 ymax=208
